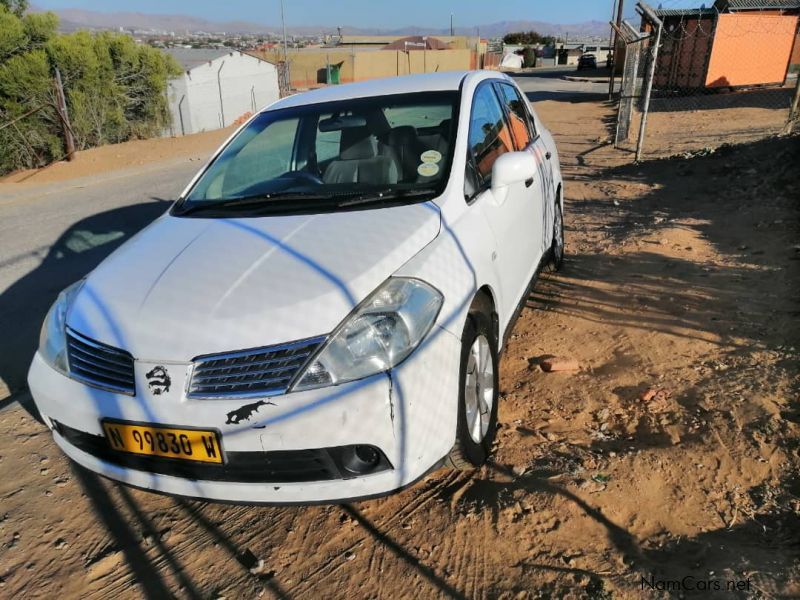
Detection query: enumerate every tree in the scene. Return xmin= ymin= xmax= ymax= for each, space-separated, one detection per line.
xmin=502 ymin=31 xmax=556 ymax=46
xmin=0 ymin=7 xmax=182 ymax=174
xmin=0 ymin=0 xmax=28 ymax=17
xmin=503 ymin=31 xmax=542 ymax=45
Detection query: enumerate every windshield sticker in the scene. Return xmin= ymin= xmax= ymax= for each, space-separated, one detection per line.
xmin=417 ymin=162 xmax=440 ymax=177
xmin=420 ymin=150 xmax=442 ymax=163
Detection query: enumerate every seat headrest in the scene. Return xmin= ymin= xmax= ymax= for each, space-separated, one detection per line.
xmin=340 ymin=128 xmax=377 ymax=160
xmin=387 ymin=125 xmax=418 ymax=145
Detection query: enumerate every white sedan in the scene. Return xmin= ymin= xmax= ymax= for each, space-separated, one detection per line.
xmin=28 ymin=70 xmax=563 ymax=503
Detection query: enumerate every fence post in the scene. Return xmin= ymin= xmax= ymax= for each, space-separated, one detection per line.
xmin=787 ymin=71 xmax=800 ymax=134
xmin=612 ymin=21 xmax=641 ymax=146
xmin=216 ymin=60 xmax=226 ymax=128
xmin=635 ymin=2 xmax=663 ymax=162
xmin=53 ymin=68 xmax=75 ymax=161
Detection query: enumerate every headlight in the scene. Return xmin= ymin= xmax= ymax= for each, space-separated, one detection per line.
xmin=39 ymin=280 xmax=84 ymax=375
xmin=291 ymin=278 xmax=443 ymax=391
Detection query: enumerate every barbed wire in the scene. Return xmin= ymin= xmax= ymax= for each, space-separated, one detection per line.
xmin=640 ymin=1 xmax=799 ymax=38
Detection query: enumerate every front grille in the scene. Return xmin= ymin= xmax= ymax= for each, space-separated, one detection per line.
xmin=55 ymin=422 xmax=391 ymax=483
xmin=187 ymin=336 xmax=325 ymax=399
xmin=66 ymin=328 xmax=135 ymax=395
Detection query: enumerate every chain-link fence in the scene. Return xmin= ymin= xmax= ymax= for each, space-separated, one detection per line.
xmin=613 ymin=1 xmax=800 ymax=160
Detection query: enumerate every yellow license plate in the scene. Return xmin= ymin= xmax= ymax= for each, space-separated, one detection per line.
xmin=102 ymin=421 xmax=223 ymax=464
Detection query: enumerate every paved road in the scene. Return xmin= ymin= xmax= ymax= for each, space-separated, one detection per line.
xmin=0 ymin=159 xmax=201 ymax=398
xmin=0 ymin=69 xmax=604 ymax=400
xmin=511 ymin=66 xmax=609 ymax=102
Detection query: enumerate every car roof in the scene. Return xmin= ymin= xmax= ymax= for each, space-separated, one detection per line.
xmin=265 ymin=71 xmax=502 ymax=111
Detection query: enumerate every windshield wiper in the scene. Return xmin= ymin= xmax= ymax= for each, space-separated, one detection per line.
xmin=174 ymin=191 xmax=330 ymax=215
xmin=336 ymin=188 xmax=438 ymax=207
xmin=174 ymin=188 xmax=438 ymax=216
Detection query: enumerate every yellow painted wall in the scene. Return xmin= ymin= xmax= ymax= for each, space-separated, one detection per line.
xmin=255 ymin=49 xmax=356 ymax=88
xmin=354 ymin=49 xmax=474 ymax=79
xmin=255 ymin=48 xmax=476 ymax=88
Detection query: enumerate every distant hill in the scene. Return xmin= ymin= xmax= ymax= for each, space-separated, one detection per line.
xmin=42 ymin=7 xmax=609 ymax=38
xmin=53 ymin=9 xmax=278 ymax=35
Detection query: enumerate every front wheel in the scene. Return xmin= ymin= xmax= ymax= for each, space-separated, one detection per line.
xmin=446 ymin=312 xmax=499 ymax=470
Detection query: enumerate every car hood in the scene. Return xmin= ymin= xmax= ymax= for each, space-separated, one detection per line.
xmin=68 ymin=202 xmax=441 ymax=361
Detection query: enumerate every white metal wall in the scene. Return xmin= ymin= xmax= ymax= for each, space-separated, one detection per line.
xmin=167 ymin=52 xmax=279 ymax=135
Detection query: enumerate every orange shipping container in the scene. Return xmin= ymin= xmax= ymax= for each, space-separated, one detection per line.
xmin=705 ymin=13 xmax=799 ymax=87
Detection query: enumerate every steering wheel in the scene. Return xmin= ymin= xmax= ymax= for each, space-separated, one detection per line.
xmin=281 ymin=170 xmax=324 ymax=186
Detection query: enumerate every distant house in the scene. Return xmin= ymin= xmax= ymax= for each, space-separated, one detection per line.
xmin=164 ymin=49 xmax=279 ymax=136
xmin=649 ymin=0 xmax=800 ymax=90
xmin=557 ymin=48 xmax=584 ymax=66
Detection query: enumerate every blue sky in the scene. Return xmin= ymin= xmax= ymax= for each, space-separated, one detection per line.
xmin=30 ymin=0 xmax=701 ymax=27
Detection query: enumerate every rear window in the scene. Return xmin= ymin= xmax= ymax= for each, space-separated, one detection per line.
xmin=496 ymin=83 xmax=534 ymax=150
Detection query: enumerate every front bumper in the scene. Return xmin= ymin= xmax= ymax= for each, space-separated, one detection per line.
xmin=27 ymin=324 xmax=461 ymax=503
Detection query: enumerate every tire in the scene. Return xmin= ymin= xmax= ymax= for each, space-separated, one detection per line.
xmin=445 ymin=311 xmax=499 ymax=470
xmin=547 ymin=200 xmax=565 ymax=272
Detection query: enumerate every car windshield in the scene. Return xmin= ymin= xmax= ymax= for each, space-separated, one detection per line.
xmin=175 ymin=91 xmax=458 ymax=216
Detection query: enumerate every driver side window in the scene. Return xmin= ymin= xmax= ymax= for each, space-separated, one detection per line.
xmin=221 ymin=118 xmax=299 ymax=197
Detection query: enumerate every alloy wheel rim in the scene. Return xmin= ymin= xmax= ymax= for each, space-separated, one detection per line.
xmin=464 ymin=334 xmax=494 ymax=444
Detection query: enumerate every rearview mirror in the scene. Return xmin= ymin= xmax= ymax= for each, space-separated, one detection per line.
xmin=491 ymin=151 xmax=537 ymax=204
xmin=319 ymin=115 xmax=367 ymax=132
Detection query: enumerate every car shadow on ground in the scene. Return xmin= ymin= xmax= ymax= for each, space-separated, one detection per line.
xmin=0 ymin=199 xmax=170 ymax=414
xmin=443 ymin=460 xmax=800 ymax=597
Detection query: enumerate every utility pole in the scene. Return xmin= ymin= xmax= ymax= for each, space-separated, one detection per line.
xmin=53 ymin=68 xmax=75 ymax=161
xmin=450 ymin=13 xmax=454 ymax=36
xmin=608 ymin=0 xmax=624 ymax=98
xmin=606 ymin=0 xmax=618 ymax=89
xmin=280 ymin=0 xmax=289 ymax=93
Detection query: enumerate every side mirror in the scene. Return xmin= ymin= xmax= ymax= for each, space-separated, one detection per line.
xmin=490 ymin=151 xmax=537 ymax=204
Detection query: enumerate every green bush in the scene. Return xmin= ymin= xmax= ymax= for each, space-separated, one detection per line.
xmin=0 ymin=6 xmax=180 ymax=175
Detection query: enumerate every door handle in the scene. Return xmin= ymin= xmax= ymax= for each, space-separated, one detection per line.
xmin=524 ymin=177 xmax=534 ymax=188
xmin=545 ymin=151 xmax=552 ymax=160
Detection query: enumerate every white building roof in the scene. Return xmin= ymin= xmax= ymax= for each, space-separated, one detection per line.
xmin=164 ymin=48 xmax=272 ymax=72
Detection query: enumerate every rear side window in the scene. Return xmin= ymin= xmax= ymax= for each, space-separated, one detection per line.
xmin=497 ymin=82 xmax=534 ymax=150
xmin=384 ymin=104 xmax=452 ymax=128
xmin=467 ymin=84 xmax=513 ymax=185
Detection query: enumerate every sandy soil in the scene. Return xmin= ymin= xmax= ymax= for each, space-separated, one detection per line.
xmin=614 ymin=87 xmax=795 ymax=160
xmin=0 ymin=128 xmax=233 ymax=186
xmin=0 ymin=100 xmax=798 ymax=599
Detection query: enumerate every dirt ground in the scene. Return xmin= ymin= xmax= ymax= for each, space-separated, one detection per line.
xmin=0 ymin=127 xmax=233 ymax=186
xmin=0 ymin=99 xmax=798 ymax=599
xmin=614 ymin=87 xmax=795 ymax=160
